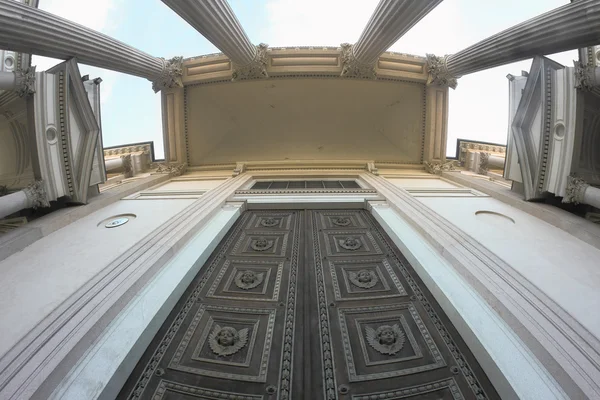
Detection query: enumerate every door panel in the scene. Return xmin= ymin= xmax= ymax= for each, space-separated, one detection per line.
xmin=118 ymin=210 xmax=499 ymax=400
xmin=310 ymin=210 xmax=497 ymax=400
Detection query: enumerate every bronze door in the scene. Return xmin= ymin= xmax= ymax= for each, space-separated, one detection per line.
xmin=118 ymin=210 xmax=499 ymax=400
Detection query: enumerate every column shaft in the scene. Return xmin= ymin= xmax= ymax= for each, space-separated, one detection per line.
xmin=0 ymin=190 xmax=28 ymax=220
xmin=353 ymin=0 xmax=443 ymax=65
xmin=161 ymin=0 xmax=256 ymax=66
xmin=0 ymin=0 xmax=176 ymax=84
xmin=446 ymin=0 xmax=600 ymax=77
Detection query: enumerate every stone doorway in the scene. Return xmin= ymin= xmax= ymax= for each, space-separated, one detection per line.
xmin=118 ymin=210 xmax=499 ymax=399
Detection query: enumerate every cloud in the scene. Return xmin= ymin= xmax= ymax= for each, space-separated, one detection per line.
xmin=31 ymin=0 xmax=124 ymax=106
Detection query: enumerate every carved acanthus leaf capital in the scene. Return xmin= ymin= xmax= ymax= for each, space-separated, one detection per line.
xmin=424 ymin=160 xmax=457 ymax=175
xmin=152 ymin=56 xmax=184 ymax=93
xmin=573 ymin=60 xmax=597 ymax=91
xmin=563 ymin=175 xmax=589 ymax=204
xmin=478 ymin=152 xmax=489 ymax=175
xmin=15 ymin=66 xmax=36 ymax=97
xmin=231 ymin=43 xmax=269 ymax=81
xmin=153 ymin=162 xmax=186 ymax=177
xmin=120 ymin=154 xmax=133 ymax=176
xmin=340 ymin=43 xmax=376 ymax=79
xmin=23 ymin=180 xmax=50 ymax=209
xmin=426 ymin=54 xmax=458 ymax=89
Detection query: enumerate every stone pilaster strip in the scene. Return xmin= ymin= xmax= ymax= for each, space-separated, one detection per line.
xmin=151 ymin=56 xmax=184 ymax=92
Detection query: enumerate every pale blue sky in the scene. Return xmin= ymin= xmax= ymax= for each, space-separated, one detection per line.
xmin=33 ymin=0 xmax=577 ymax=159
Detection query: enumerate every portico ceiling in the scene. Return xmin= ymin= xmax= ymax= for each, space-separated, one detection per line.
xmin=184 ymin=77 xmax=425 ymax=166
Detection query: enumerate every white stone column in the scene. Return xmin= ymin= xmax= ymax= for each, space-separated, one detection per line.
xmin=0 ymin=0 xmax=182 ymax=92
xmin=0 ymin=67 xmax=36 ymax=96
xmin=341 ymin=0 xmax=443 ymax=78
xmin=161 ymin=0 xmax=268 ymax=80
xmin=427 ymin=0 xmax=600 ymax=88
xmin=105 ymin=154 xmax=132 ymax=177
xmin=563 ymin=176 xmax=600 ymax=209
xmin=0 ymin=180 xmax=50 ymax=219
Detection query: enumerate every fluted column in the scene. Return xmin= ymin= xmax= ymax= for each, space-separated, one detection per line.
xmin=161 ymin=0 xmax=268 ymax=80
xmin=341 ymin=0 xmax=443 ymax=79
xmin=427 ymin=0 xmax=600 ymax=88
xmin=0 ymin=0 xmax=182 ymax=92
xmin=0 ymin=181 xmax=50 ymax=220
xmin=0 ymin=67 xmax=36 ymax=96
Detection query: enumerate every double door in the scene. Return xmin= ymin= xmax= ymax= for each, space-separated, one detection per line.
xmin=119 ymin=210 xmax=498 ymax=400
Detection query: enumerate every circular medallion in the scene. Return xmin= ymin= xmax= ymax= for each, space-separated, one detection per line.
xmin=208 ymin=325 xmax=249 ymax=356
xmin=332 ymin=216 xmax=351 ymax=227
xmin=234 ymin=270 xmax=264 ymax=290
xmin=348 ymin=269 xmax=378 ymax=289
xmin=365 ymin=324 xmax=406 ymax=355
xmin=251 ymin=237 xmax=274 ymax=251
xmin=105 ymin=217 xmax=129 ymax=228
xmin=260 ymin=217 xmax=279 ymax=227
xmin=339 ymin=237 xmax=362 ymax=251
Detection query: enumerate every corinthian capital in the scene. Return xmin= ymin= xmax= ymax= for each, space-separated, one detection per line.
xmin=478 ymin=152 xmax=489 ymax=175
xmin=426 ymin=54 xmax=458 ymax=89
xmin=152 ymin=56 xmax=184 ymax=93
xmin=121 ymin=154 xmax=133 ymax=176
xmin=340 ymin=43 xmax=376 ymax=79
xmin=15 ymin=66 xmax=36 ymax=97
xmin=563 ymin=175 xmax=589 ymax=204
xmin=573 ymin=60 xmax=597 ymax=91
xmin=23 ymin=180 xmax=50 ymax=209
xmin=232 ymin=43 xmax=269 ymax=81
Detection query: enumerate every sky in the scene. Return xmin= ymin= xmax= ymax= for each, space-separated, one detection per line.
xmin=32 ymin=0 xmax=578 ymax=160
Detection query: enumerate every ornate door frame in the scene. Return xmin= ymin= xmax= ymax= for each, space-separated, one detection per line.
xmin=46 ymin=185 xmax=569 ymax=400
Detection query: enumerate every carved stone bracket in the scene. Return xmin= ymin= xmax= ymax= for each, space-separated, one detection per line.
xmin=366 ymin=162 xmax=379 ymax=176
xmin=151 ymin=56 xmax=184 ymax=93
xmin=478 ymin=152 xmax=489 ymax=175
xmin=15 ymin=66 xmax=36 ymax=97
xmin=573 ymin=60 xmax=597 ymax=91
xmin=231 ymin=43 xmax=269 ymax=81
xmin=153 ymin=162 xmax=186 ymax=177
xmin=23 ymin=180 xmax=50 ymax=209
xmin=426 ymin=54 xmax=458 ymax=89
xmin=424 ymin=160 xmax=457 ymax=175
xmin=340 ymin=43 xmax=376 ymax=79
xmin=562 ymin=175 xmax=589 ymax=204
xmin=232 ymin=162 xmax=246 ymax=177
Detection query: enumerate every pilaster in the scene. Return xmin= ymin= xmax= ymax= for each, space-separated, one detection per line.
xmin=423 ymin=84 xmax=449 ymax=162
xmin=161 ymin=86 xmax=186 ymax=163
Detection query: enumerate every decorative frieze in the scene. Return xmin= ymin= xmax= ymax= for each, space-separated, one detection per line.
xmin=424 ymin=160 xmax=457 ymax=175
xmin=340 ymin=43 xmax=376 ymax=79
xmin=425 ymin=54 xmax=458 ymax=89
xmin=231 ymin=44 xmax=269 ymax=81
xmin=23 ymin=180 xmax=50 ymax=209
xmin=151 ymin=56 xmax=184 ymax=93
xmin=562 ymin=175 xmax=589 ymax=204
xmin=153 ymin=162 xmax=186 ymax=177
